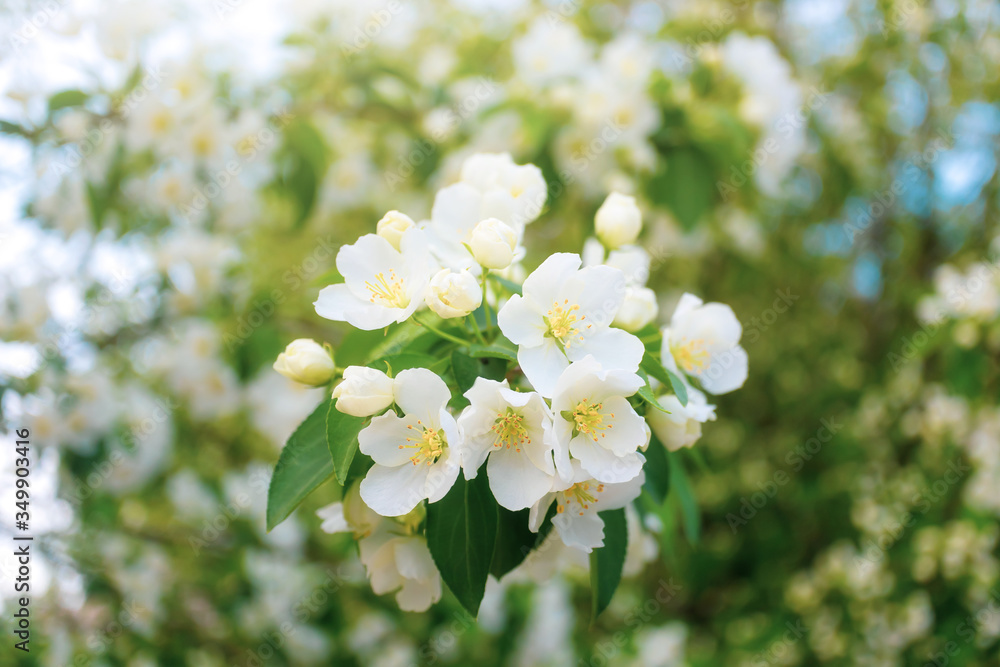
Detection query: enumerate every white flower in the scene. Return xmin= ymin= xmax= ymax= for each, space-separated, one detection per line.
xmin=614 ymin=286 xmax=658 ymax=331
xmin=595 ymin=192 xmax=642 ymax=249
xmin=319 ymin=485 xmax=441 ymax=612
xmin=422 ymin=153 xmax=544 ymax=271
xmin=425 ymin=269 xmax=482 ymax=319
xmin=314 ymin=229 xmax=432 ymax=330
xmin=333 ymin=366 xmax=394 ymax=417
xmin=359 ymin=369 xmax=461 ymax=516
xmin=513 ymin=18 xmax=591 ymax=88
xmin=497 ymin=253 xmax=644 ymax=397
xmin=469 ymin=218 xmax=517 ymax=270
xmin=272 ymin=339 xmax=335 ymax=386
xmin=647 ymin=388 xmax=716 ymax=452
xmin=457 ymin=378 xmax=565 ymax=511
xmin=529 ymin=460 xmax=644 ymax=553
xmin=661 ymin=293 xmax=748 ymax=395
xmin=359 ymin=532 xmax=442 ymax=612
xmin=376 ymin=210 xmax=416 ymax=251
xmin=550 ymin=356 xmax=649 ymax=483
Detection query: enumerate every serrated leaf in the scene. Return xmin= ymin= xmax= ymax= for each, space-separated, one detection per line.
xmin=266 ymin=400 xmax=334 ymax=531
xmin=426 ymin=474 xmax=498 ymax=616
xmin=451 ymin=349 xmax=508 ymax=394
xmin=590 ymin=508 xmax=628 ymax=620
xmin=490 ymin=506 xmax=536 ymax=580
xmin=326 ymin=401 xmax=367 ymax=486
xmin=643 ymin=435 xmax=671 ymax=504
xmin=667 ymin=450 xmax=699 ymax=545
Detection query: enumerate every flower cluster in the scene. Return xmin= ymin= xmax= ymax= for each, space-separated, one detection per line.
xmin=271 ymin=152 xmax=748 ymax=614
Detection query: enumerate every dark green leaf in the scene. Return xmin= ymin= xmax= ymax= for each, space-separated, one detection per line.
xmin=451 ymin=349 xmax=508 ymax=394
xmin=648 ymin=147 xmax=715 ymax=230
xmin=48 ymin=90 xmax=88 ymax=113
xmin=326 ymin=402 xmax=367 ymax=486
xmin=667 ymin=450 xmax=699 ymax=545
xmin=0 ymin=120 xmax=30 ymax=137
xmin=426 ymin=474 xmax=498 ymax=616
xmin=266 ymin=400 xmax=334 ymax=530
xmin=467 ymin=337 xmax=518 ymax=363
xmin=643 ymin=436 xmax=671 ymax=504
xmin=490 ymin=506 xmax=536 ymax=580
xmin=367 ymin=352 xmax=443 ymax=375
xmin=590 ymin=508 xmax=628 ymax=620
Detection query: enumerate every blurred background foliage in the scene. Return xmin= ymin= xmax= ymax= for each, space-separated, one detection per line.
xmin=1 ymin=0 xmax=1000 ymax=665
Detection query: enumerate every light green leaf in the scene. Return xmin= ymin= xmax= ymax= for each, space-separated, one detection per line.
xmin=426 ymin=474 xmax=498 ymax=616
xmin=48 ymin=89 xmax=88 ymax=113
xmin=666 ymin=369 xmax=689 ymax=407
xmin=640 ymin=353 xmax=688 ymax=406
xmin=467 ymin=337 xmax=518 ymax=363
xmin=590 ymin=508 xmax=628 ymax=620
xmin=488 ymin=273 xmax=523 ymax=296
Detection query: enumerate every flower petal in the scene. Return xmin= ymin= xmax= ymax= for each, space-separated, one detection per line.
xmin=360 ymin=463 xmax=428 ymax=517
xmin=359 ymin=413 xmax=420 ymax=467
xmin=699 ymin=345 xmax=748 ymax=394
xmin=393 ymin=368 xmax=450 ymax=420
xmin=497 ymin=294 xmax=546 ymax=347
xmin=553 ymin=511 xmax=606 ymax=552
xmin=521 ymin=253 xmax=582 ymax=308
xmin=517 ymin=339 xmax=569 ymax=398
xmin=314 ymin=284 xmax=400 ymax=330
xmin=569 ymin=437 xmax=644 ymax=484
xmin=572 ymin=327 xmax=644 ymax=375
xmin=488 ymin=447 xmax=557 ymax=511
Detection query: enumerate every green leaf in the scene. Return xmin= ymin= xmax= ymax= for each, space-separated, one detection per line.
xmin=490 ymin=507 xmax=537 ymax=580
xmin=666 ymin=369 xmax=689 ymax=407
xmin=589 ymin=508 xmax=628 ymax=620
xmin=0 ymin=120 xmax=30 ymax=137
xmin=667 ymin=450 xmax=700 ymax=545
xmin=467 ymin=337 xmax=518 ymax=363
xmin=326 ymin=401 xmax=367 ymax=486
xmin=451 ymin=349 xmax=508 ymax=394
xmin=640 ymin=353 xmax=688 ymax=406
xmin=266 ymin=400 xmax=335 ymax=531
xmin=637 ymin=373 xmax=670 ymax=413
xmin=48 ymin=89 xmax=88 ymax=113
xmin=426 ymin=474 xmax=498 ymax=616
xmin=643 ymin=436 xmax=671 ymax=504
xmin=488 ymin=273 xmax=523 ymax=296
xmin=648 ymin=147 xmax=715 ymax=230
xmin=367 ymin=352 xmax=443 ymax=375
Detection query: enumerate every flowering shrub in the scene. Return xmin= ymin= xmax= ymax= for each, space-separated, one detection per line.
xmin=268 ymin=152 xmax=747 ymax=616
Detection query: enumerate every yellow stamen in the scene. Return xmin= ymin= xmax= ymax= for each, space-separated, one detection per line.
xmin=490 ymin=408 xmax=530 ymax=453
xmin=556 ymin=482 xmax=606 ymax=516
xmin=544 ymin=299 xmax=586 ymax=349
xmin=365 ymin=270 xmax=409 ymax=309
xmin=398 ymin=421 xmax=447 ymax=466
xmin=571 ymin=399 xmax=614 ymax=441
xmin=670 ymin=339 xmax=710 ymax=373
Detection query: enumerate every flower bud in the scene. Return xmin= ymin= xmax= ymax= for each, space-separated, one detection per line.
xmin=376 ymin=210 xmax=416 ymax=250
xmin=333 ymin=366 xmax=394 ymax=417
xmin=595 ymin=192 xmax=641 ymax=249
xmin=613 ymin=286 xmax=658 ymax=331
xmin=425 ymin=269 xmax=482 ymax=319
xmin=647 ymin=396 xmax=701 ymax=451
xmin=273 ymin=339 xmax=335 ymax=386
xmin=469 ymin=218 xmax=517 ymax=270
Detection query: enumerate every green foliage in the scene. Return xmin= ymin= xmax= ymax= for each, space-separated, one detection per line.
xmin=589 ymin=508 xmax=627 ymax=620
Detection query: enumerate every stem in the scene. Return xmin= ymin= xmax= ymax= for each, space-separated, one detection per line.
xmin=469 ymin=309 xmax=487 ymax=345
xmin=481 ymin=273 xmax=491 ymax=330
xmin=416 ymin=315 xmax=471 ymax=346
